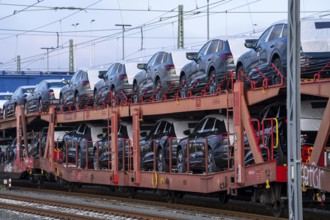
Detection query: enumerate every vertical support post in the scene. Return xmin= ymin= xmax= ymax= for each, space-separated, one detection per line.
xmin=233 ymin=81 xmax=245 ymax=185
xmin=69 ymin=39 xmax=74 ymax=73
xmin=207 ymin=0 xmax=209 ymax=41
xmin=177 ymin=5 xmax=184 ymax=49
xmin=132 ymin=107 xmax=141 ymax=184
xmin=287 ymin=0 xmax=303 ymax=219
xmin=111 ymin=110 xmax=119 ymax=183
xmin=17 ymin=55 xmax=21 ymax=74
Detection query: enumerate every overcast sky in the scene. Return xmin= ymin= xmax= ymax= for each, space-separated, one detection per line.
xmin=0 ymin=0 xmax=328 ymax=72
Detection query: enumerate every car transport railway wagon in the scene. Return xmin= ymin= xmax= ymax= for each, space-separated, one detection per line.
xmin=0 ymin=66 xmax=330 ymax=217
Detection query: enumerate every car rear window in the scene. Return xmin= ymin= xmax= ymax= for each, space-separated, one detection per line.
xmin=315 ymin=22 xmax=330 ymax=29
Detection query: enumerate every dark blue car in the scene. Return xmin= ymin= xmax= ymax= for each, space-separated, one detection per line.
xmin=236 ymin=19 xmax=330 ymax=87
xmin=180 ymin=39 xmax=235 ymax=97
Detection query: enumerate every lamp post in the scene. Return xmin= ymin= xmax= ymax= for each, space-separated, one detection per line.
xmin=90 ymin=19 xmax=95 ymax=68
xmin=115 ymin=24 xmax=131 ymax=60
xmin=72 ymin=23 xmax=79 ymax=71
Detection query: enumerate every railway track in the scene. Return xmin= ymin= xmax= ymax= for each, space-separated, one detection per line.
xmin=1 ymin=184 xmax=287 ymax=220
xmin=0 ymin=193 xmax=175 ymax=220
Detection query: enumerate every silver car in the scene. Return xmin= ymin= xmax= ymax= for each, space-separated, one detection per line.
xmin=132 ymin=50 xmax=191 ymax=102
xmin=94 ymin=62 xmax=139 ymax=106
xmin=25 ymin=79 xmax=65 ymax=112
xmin=60 ymin=69 xmax=102 ymax=110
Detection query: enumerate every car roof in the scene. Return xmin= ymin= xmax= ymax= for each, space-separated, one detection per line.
xmin=39 ymin=79 xmax=63 ymax=83
xmin=201 ymin=114 xmax=233 ymax=132
xmin=18 ymin=85 xmax=36 ymax=89
xmin=157 ymin=118 xmax=198 ymax=139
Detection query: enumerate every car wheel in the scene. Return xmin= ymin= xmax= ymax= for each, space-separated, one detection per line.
xmin=207 ymin=149 xmax=217 ymax=173
xmin=209 ymin=69 xmax=218 ymax=94
xmin=180 ymin=75 xmax=187 ymax=98
xmin=177 ymin=149 xmax=186 ymax=173
xmin=110 ymin=88 xmax=117 ymax=106
xmin=271 ymin=58 xmax=283 ymax=85
xmin=74 ymin=93 xmax=80 ymax=110
xmin=154 ymin=79 xmax=162 ymax=101
xmin=157 ymin=149 xmax=167 ymax=172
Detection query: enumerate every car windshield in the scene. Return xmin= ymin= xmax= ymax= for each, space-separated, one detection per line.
xmin=47 ymin=82 xmax=65 ymax=88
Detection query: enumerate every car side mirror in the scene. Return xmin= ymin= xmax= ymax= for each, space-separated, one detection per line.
xmin=244 ymin=39 xmax=258 ymax=49
xmin=186 ymin=52 xmax=198 ymax=61
xmin=137 ymin=63 xmax=147 ymax=70
xmin=62 ymin=79 xmax=68 ymax=85
xmin=140 ymin=131 xmax=147 ymax=137
xmin=98 ymin=71 xmax=106 ymax=79
xmin=97 ymin=133 xmax=103 ymax=139
xmin=183 ymin=129 xmax=191 ymax=136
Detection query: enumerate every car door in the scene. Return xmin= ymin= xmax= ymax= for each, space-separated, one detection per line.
xmin=188 ymin=118 xmax=207 ymax=157
xmin=62 ymin=71 xmax=79 ymax=102
xmin=30 ymin=83 xmax=42 ymax=109
xmin=198 ymin=40 xmax=219 ymax=78
xmin=259 ymin=24 xmax=284 ymax=68
xmin=245 ymin=26 xmax=273 ymax=73
xmin=189 ymin=41 xmax=211 ymax=83
xmin=108 ymin=63 xmax=120 ymax=90
xmin=141 ymin=53 xmax=159 ymax=90
xmin=101 ymin=64 xmax=115 ymax=95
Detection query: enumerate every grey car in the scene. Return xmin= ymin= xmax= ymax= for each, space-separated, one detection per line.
xmin=2 ymin=85 xmax=35 ymax=118
xmin=180 ymin=39 xmax=235 ymax=97
xmin=60 ymin=69 xmax=102 ymax=110
xmin=132 ymin=50 xmax=190 ymax=102
xmin=236 ymin=19 xmax=330 ymax=87
xmin=25 ymin=79 xmax=65 ymax=112
xmin=94 ymin=62 xmax=139 ymax=106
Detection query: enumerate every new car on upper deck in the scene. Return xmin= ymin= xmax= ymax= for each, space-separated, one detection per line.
xmin=25 ymin=79 xmax=65 ymax=112
xmin=94 ymin=62 xmax=139 ymax=106
xmin=2 ymin=85 xmax=35 ymax=118
xmin=133 ymin=50 xmax=191 ymax=102
xmin=60 ymin=69 xmax=103 ymax=110
xmin=180 ymin=39 xmax=235 ymax=97
xmin=236 ymin=18 xmax=330 ymax=87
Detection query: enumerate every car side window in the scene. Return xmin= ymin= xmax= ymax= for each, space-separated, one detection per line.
xmin=203 ymin=118 xmax=215 ymax=132
xmin=256 ymin=26 xmax=272 ymax=48
xmin=194 ymin=118 xmax=207 ymax=133
xmin=282 ymin=24 xmax=288 ymax=37
xmin=268 ymin=24 xmax=283 ymax=41
xmin=77 ymin=124 xmax=86 ymax=134
xmin=111 ymin=64 xmax=119 ymax=76
xmin=106 ymin=64 xmax=115 ymax=77
xmin=155 ymin=121 xmax=166 ymax=134
xmin=216 ymin=40 xmax=223 ymax=52
xmin=207 ymin=40 xmax=219 ymax=55
xmin=215 ymin=119 xmax=227 ymax=133
xmin=155 ymin=52 xmax=165 ymax=65
xmin=197 ymin=41 xmax=211 ymax=59
xmin=147 ymin=53 xmax=158 ymax=69
xmin=117 ymin=64 xmax=123 ymax=73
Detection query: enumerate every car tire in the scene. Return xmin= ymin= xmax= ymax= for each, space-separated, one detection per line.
xmin=271 ymin=58 xmax=283 ymax=85
xmin=74 ymin=93 xmax=80 ymax=110
xmin=154 ymin=79 xmax=162 ymax=101
xmin=180 ymin=75 xmax=187 ymax=98
xmin=207 ymin=149 xmax=217 ymax=173
xmin=177 ymin=148 xmax=186 ymax=173
xmin=209 ymin=69 xmax=218 ymax=94
xmin=157 ymin=149 xmax=168 ymax=172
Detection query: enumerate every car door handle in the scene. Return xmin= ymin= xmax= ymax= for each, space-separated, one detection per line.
xmin=154 ymin=69 xmax=157 ymax=71
xmin=270 ymin=45 xmax=274 ymax=48
xmin=208 ymin=58 xmax=211 ymax=61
